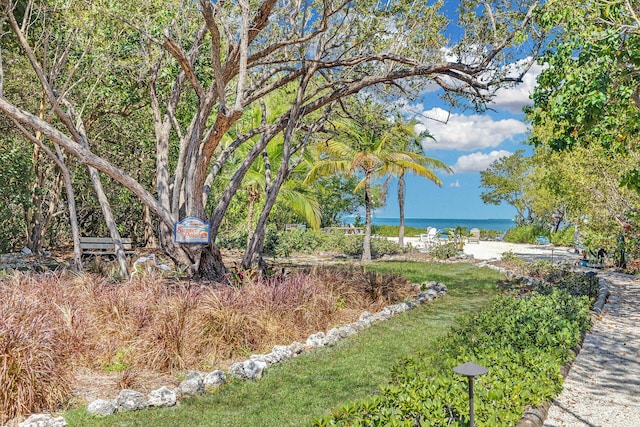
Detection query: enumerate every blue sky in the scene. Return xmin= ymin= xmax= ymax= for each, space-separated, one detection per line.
xmin=374 ymin=58 xmax=542 ymax=221
xmin=369 ymin=0 xmax=543 ymax=221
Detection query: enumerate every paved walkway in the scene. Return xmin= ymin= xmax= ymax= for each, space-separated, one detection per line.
xmin=544 ymin=271 xmax=640 ymax=427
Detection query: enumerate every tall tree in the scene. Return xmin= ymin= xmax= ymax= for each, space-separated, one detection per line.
xmin=480 ymin=150 xmax=535 ymax=226
xmin=305 ymin=112 xmax=447 ymax=261
xmin=382 ymin=116 xmax=451 ymax=247
xmin=0 ymin=0 xmax=546 ymax=279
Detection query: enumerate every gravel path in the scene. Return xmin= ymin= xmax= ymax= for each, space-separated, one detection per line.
xmin=544 ymin=271 xmax=640 ymax=427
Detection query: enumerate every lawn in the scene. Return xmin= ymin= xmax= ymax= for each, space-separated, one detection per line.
xmin=63 ymin=262 xmax=503 ymax=427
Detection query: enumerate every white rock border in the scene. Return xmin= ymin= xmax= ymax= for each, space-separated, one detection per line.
xmin=12 ymin=282 xmax=448 ymax=426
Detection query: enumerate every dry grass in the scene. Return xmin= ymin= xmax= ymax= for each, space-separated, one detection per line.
xmin=0 ymin=266 xmax=415 ymax=422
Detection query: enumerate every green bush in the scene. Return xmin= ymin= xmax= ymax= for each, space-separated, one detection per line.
xmin=550 ymin=225 xmax=576 ymax=246
xmin=430 ymin=242 xmax=459 ymax=259
xmin=314 ymin=289 xmax=592 ymax=427
xmin=504 ymin=225 xmax=547 ymax=244
xmin=371 ymin=225 xmax=427 ymax=237
xmin=340 ymin=236 xmax=403 ymax=258
xmin=216 ymin=229 xmax=249 ymax=250
xmin=230 ymin=229 xmax=404 ymax=259
xmin=504 ymin=225 xmax=576 ymax=246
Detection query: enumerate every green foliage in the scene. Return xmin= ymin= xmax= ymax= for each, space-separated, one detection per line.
xmin=504 ymin=225 xmax=547 ymax=244
xmin=480 ymin=151 xmax=535 ymax=226
xmin=316 ymin=290 xmax=592 ymax=426
xmin=372 ymin=225 xmax=426 ymax=237
xmin=0 ymin=143 xmax=32 ymax=252
xmin=504 ymin=225 xmax=576 ymax=246
xmin=550 ymin=225 xmax=576 ymax=246
xmin=314 ymin=176 xmax=365 ymax=227
xmin=430 ymin=242 xmax=459 ymax=259
xmin=259 ymin=229 xmax=403 ymax=259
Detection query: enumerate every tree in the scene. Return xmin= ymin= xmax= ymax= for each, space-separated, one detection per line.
xmin=0 ymin=0 xmax=546 ymax=279
xmin=529 ymin=0 xmax=640 ymax=159
xmin=480 ymin=150 xmax=535 ymax=226
xmin=526 ymin=0 xmax=640 ymax=252
xmin=382 ymin=115 xmax=451 ymax=247
xmin=305 ymin=111 xmax=447 ymax=261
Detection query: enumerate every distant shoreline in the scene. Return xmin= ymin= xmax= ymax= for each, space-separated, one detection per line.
xmin=342 ymin=217 xmax=514 ymax=232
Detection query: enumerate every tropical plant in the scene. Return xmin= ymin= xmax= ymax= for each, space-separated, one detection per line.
xmin=0 ymin=0 xmax=546 ymax=278
xmin=381 ymin=114 xmax=451 ymax=248
xmin=304 ymin=111 xmax=401 ymax=261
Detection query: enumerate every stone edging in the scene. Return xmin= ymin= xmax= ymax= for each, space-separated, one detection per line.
xmin=13 ymin=282 xmax=448 ymax=427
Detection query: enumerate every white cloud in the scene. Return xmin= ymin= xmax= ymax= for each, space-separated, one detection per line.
xmin=490 ymin=60 xmax=544 ymax=114
xmin=452 ymin=150 xmax=512 ymax=173
xmin=450 ymin=179 xmax=461 ymax=188
xmin=415 ymin=107 xmax=527 ymax=151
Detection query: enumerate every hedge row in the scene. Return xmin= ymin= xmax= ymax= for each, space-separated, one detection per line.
xmin=313 ymin=289 xmax=592 ymax=426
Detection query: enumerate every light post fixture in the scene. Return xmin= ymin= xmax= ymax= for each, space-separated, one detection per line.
xmin=453 ymin=362 xmax=488 ymax=427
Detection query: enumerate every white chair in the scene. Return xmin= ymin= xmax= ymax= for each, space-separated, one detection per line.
xmin=468 ymin=228 xmax=480 ymax=244
xmin=420 ymin=227 xmax=440 ymax=248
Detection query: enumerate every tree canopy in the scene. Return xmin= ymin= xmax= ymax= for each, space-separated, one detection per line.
xmin=0 ymin=0 xmax=546 ymax=277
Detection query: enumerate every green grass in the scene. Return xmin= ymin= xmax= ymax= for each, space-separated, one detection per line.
xmin=62 ymin=262 xmax=502 ymax=427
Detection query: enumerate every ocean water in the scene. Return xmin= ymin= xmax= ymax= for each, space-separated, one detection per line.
xmin=342 ymin=217 xmax=514 ymax=232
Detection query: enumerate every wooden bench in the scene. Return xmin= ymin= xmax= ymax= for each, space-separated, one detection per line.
xmin=80 ymin=237 xmax=135 ymax=257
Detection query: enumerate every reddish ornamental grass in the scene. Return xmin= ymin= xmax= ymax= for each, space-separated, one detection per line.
xmin=0 ymin=266 xmax=414 ymax=422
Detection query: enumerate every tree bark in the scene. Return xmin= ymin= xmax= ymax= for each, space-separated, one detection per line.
xmin=398 ymin=172 xmax=406 ymax=248
xmin=362 ymin=173 xmax=372 ymax=262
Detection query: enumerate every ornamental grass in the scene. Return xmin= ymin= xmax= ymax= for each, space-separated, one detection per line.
xmin=0 ymin=265 xmax=414 ymax=423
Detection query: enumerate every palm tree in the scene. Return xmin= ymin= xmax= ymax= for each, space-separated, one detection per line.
xmin=382 ymin=117 xmax=452 ymax=248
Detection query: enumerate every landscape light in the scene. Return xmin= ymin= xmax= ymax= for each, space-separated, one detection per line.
xmin=453 ymin=361 xmax=488 ymax=427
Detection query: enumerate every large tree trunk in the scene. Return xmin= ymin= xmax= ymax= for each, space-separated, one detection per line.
xmin=362 ymin=174 xmax=372 ymax=262
xmin=196 ymin=244 xmax=228 ymax=281
xmin=398 ymin=172 xmax=406 ymax=249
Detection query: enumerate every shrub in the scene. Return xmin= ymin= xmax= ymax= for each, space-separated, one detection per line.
xmin=504 ymin=225 xmax=547 ymax=244
xmin=0 ymin=274 xmax=74 ymax=424
xmin=371 ymin=225 xmax=427 ymax=237
xmin=430 ymin=242 xmax=459 ymax=259
xmin=315 ymin=290 xmax=592 ymax=427
xmin=550 ymin=225 xmax=576 ymax=246
xmin=341 ymin=236 xmax=402 ymax=258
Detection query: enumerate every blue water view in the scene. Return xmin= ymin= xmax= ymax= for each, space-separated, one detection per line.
xmin=342 ymin=217 xmax=514 ymax=232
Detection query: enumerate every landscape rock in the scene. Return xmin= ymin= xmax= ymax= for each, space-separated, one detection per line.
xmin=87 ymin=399 xmax=116 ymax=416
xmin=18 ymin=414 xmax=67 ymax=427
xmin=269 ymin=345 xmax=294 ymax=363
xmin=358 ymin=311 xmax=373 ymax=322
xmin=228 ymin=360 xmax=268 ymax=380
xmin=287 ymin=341 xmax=305 ymax=355
xmin=147 ymin=386 xmax=177 ymax=407
xmin=305 ymin=332 xmax=326 ymax=348
xmin=20 ymin=247 xmax=32 ymax=255
xmin=179 ymin=371 xmax=205 ymax=396
xmin=204 ymin=370 xmax=227 ymax=387
xmin=324 ymin=327 xmax=351 ymax=345
xmin=114 ymin=389 xmax=148 ymax=411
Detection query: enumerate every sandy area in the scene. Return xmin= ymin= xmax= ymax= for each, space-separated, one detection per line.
xmin=391 ymin=237 xmax=582 ymax=263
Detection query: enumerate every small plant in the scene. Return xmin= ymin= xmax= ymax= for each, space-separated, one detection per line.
xmin=103 ymin=348 xmax=131 ymax=373
xmin=430 ymin=242 xmax=458 ymax=259
xmin=504 ymin=225 xmax=547 ymax=244
xmin=116 ymin=369 xmax=140 ymax=390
